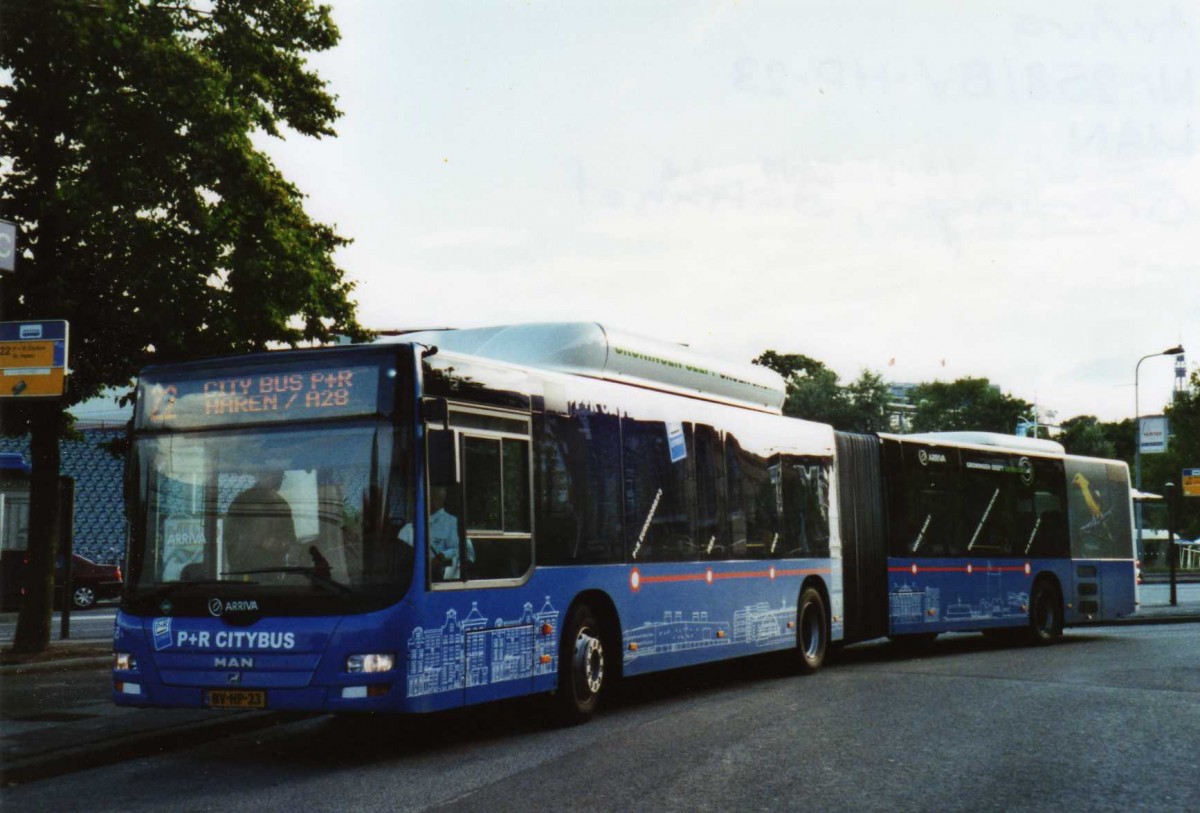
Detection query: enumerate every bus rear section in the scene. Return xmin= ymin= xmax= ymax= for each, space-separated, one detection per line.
xmin=838 ymin=433 xmax=1136 ymax=645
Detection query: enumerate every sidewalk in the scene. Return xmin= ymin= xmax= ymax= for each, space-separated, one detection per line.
xmin=1 ymin=640 xmax=301 ymax=786
xmin=2 ymin=600 xmax=1198 ymax=787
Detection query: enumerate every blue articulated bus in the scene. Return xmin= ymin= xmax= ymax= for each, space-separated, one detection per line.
xmin=113 ymin=323 xmax=1136 ymax=720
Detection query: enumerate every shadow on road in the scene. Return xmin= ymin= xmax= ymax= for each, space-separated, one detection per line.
xmin=174 ymin=629 xmax=1120 ymax=775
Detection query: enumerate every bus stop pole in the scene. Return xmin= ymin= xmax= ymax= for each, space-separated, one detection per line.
xmin=1165 ymin=482 xmax=1178 ymax=608
xmin=58 ymin=477 xmax=75 ymax=640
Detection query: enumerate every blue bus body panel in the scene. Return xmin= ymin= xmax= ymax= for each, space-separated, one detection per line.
xmin=1071 ymin=559 xmax=1137 ymax=624
xmin=886 ymin=557 xmax=1135 ymax=635
xmin=406 ymin=559 xmax=835 ymax=695
xmin=114 ymin=557 xmax=836 ymax=713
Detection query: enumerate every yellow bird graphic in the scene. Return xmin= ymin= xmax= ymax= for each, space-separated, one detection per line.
xmin=1073 ymin=472 xmax=1104 ymax=519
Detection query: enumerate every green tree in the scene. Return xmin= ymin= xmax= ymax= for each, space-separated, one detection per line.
xmin=754 ymin=351 xmax=849 ymax=426
xmin=1058 ymin=415 xmax=1118 ymax=459
xmin=0 ymin=0 xmax=366 ymax=653
xmin=754 ymin=351 xmax=838 ymax=420
xmin=907 ymin=377 xmax=1032 ymax=434
xmin=844 ymin=369 xmax=892 ymax=434
xmin=1105 ymin=418 xmax=1136 ymax=466
xmin=752 ymin=352 xmax=890 ymax=433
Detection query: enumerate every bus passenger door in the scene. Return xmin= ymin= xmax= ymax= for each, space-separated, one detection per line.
xmin=442 ymin=408 xmax=536 ymax=706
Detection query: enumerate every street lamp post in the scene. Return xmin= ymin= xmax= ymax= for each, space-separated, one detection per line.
xmin=1134 ymin=345 xmax=1184 ymax=560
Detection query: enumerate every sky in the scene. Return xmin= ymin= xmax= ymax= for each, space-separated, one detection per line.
xmin=246 ymin=1 xmax=1200 ymax=427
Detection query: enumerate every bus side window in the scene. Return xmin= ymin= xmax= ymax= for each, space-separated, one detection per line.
xmin=1027 ymin=458 xmax=1068 ymax=558
xmin=961 ymin=453 xmax=1017 ymax=556
xmin=693 ymin=425 xmax=728 ymax=560
xmin=536 ymin=411 xmax=623 ymax=565
xmin=781 ymin=457 xmax=831 ymax=558
xmin=623 ymin=419 xmax=694 ymax=562
xmin=460 ymin=435 xmax=532 ymax=581
xmin=895 ymin=444 xmax=961 ymax=558
xmin=1015 ymin=457 xmax=1062 ymax=558
xmin=725 ymin=434 xmax=779 ymax=559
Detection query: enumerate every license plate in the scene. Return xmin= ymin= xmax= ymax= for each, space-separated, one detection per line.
xmin=206 ymin=690 xmax=266 ymax=709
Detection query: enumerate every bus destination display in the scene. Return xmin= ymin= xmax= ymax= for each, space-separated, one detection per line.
xmin=140 ymin=364 xmax=382 ymax=429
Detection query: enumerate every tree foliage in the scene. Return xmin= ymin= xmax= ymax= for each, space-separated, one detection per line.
xmin=752 ymin=351 xmax=891 ymax=433
xmin=0 ymin=0 xmax=365 ymax=405
xmin=1057 ymin=415 xmax=1118 ymax=459
xmin=0 ymin=0 xmax=364 ymax=652
xmin=907 ymin=377 xmax=1032 ymax=435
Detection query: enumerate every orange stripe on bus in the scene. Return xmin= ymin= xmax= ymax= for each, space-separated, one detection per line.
xmin=641 ymin=567 xmax=830 ymax=584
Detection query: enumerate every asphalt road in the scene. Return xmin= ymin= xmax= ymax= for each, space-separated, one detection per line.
xmin=4 ymin=624 xmax=1197 ymax=812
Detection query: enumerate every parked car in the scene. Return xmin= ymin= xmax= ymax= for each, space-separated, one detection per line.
xmin=2 ymin=553 xmax=123 ymax=611
xmin=55 ymin=554 xmax=123 ymax=610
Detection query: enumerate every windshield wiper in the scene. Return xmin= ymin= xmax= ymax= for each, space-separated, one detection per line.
xmin=221 ymin=567 xmax=352 ymax=596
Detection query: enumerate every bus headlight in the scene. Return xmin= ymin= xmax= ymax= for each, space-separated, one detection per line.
xmin=114 ymin=652 xmax=138 ymax=671
xmin=346 ymin=653 xmax=395 ymax=673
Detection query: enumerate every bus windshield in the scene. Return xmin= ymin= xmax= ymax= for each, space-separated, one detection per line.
xmin=127 ymin=421 xmax=414 ymax=612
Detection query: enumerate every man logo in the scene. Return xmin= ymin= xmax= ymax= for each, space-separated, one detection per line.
xmin=227 ymin=673 xmax=241 ymax=685
xmin=208 ymin=598 xmax=224 ymax=617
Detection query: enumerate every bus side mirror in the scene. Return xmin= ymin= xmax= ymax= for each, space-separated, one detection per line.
xmin=427 ymin=430 xmax=458 ymax=486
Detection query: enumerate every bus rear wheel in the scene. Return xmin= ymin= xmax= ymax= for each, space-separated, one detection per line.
xmin=1026 ymin=580 xmax=1063 ymax=645
xmin=552 ymin=604 xmax=608 ymax=725
xmin=795 ymin=586 xmax=827 ymax=674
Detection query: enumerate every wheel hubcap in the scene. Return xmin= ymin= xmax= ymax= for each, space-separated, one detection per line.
xmin=575 ymin=629 xmax=604 ymax=697
xmin=75 ymin=587 xmax=94 ymax=606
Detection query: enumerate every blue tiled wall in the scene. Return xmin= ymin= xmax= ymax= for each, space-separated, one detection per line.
xmin=0 ymin=428 xmax=127 ymax=565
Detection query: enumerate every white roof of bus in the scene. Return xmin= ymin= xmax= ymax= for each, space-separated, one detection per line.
xmin=380 ymin=322 xmax=787 ymax=414
xmin=881 ymin=431 xmax=1066 ymax=455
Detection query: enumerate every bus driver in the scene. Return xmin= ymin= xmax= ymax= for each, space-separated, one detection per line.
xmin=399 ymin=486 xmax=474 ymax=580
xmin=224 ymin=470 xmax=297 ymax=574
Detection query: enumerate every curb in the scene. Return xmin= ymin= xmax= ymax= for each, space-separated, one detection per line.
xmin=1082 ymin=612 xmax=1200 ymax=627
xmin=0 ymin=656 xmax=112 ymax=676
xmin=1 ymin=710 xmax=307 ymax=787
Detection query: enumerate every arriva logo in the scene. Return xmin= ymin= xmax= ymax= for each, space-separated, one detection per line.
xmin=208 ymin=598 xmax=260 ymax=617
xmin=918 ymin=449 xmax=947 ymax=466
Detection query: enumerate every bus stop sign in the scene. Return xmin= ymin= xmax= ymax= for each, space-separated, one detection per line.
xmin=1184 ymin=469 xmax=1200 ymax=498
xmin=0 ymin=320 xmax=69 ymax=398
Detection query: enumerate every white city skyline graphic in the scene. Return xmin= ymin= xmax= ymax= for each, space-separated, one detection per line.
xmin=890 ymin=566 xmax=1029 ymax=625
xmin=623 ymin=598 xmax=796 ymax=662
xmin=406 ymin=597 xmax=560 ymax=698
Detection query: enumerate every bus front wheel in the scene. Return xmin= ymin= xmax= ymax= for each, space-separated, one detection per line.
xmin=795 ymin=586 xmax=828 ymax=674
xmin=1027 ymin=579 xmax=1063 ymax=645
xmin=552 ymin=604 xmax=608 ymax=725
